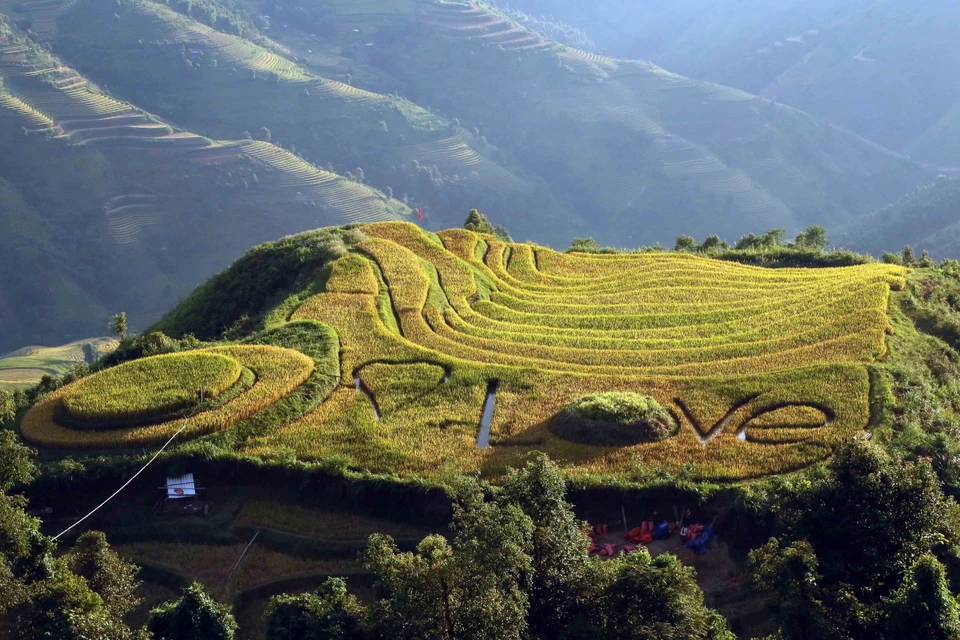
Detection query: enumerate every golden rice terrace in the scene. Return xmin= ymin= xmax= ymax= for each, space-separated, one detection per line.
xmin=21 ymin=222 xmax=907 ymax=483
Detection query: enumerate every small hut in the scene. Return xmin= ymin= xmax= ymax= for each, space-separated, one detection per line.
xmin=158 ymin=473 xmax=209 ymax=515
xmin=166 ymin=473 xmax=196 ymax=500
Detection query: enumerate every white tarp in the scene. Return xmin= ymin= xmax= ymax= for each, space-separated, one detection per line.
xmin=166 ymin=473 xmax=196 ymax=499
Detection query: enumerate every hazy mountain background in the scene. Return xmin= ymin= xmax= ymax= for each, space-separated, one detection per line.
xmin=502 ymin=0 xmax=960 ymax=167
xmin=0 ymin=0 xmax=956 ymax=350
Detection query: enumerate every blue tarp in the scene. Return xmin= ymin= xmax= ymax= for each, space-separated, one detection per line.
xmin=652 ymin=522 xmax=671 ymax=540
xmin=686 ymin=525 xmax=715 ymax=555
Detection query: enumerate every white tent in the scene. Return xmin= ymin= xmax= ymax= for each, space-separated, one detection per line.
xmin=165 ymin=473 xmax=196 ymax=500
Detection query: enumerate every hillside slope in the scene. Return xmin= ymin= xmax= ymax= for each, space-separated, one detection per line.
xmin=0 ymin=19 xmax=409 ymax=351
xmin=505 ymin=0 xmax=960 ymax=167
xmin=20 ymin=0 xmax=931 ymax=246
xmin=45 ymin=0 xmax=566 ymax=241
xmin=0 ymin=337 xmax=116 ymax=389
xmin=0 ymin=0 xmax=938 ymax=350
xmin=22 ymin=221 xmax=907 ymax=484
xmin=848 ymin=176 xmax=960 ymax=259
xmin=245 ymin=0 xmax=928 ymax=245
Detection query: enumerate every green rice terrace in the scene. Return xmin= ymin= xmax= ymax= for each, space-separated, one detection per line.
xmin=20 ymin=221 xmax=908 ymax=484
xmin=0 ymin=337 xmax=117 ymax=389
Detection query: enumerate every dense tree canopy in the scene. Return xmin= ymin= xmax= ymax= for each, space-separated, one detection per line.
xmin=750 ymin=440 xmax=960 ymax=639
xmin=266 ymin=577 xmax=366 ymax=640
xmin=147 ymin=582 xmax=238 ymax=640
xmin=885 ymin=554 xmax=960 ymax=640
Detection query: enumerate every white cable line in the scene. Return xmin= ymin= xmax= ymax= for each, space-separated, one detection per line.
xmin=225 ymin=529 xmax=261 ymax=587
xmin=53 ymin=418 xmax=191 ymax=540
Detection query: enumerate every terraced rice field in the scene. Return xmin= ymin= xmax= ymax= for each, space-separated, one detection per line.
xmin=0 ymin=37 xmax=409 ymax=239
xmin=541 ymin=73 xmax=791 ymax=219
xmin=241 ymin=222 xmax=904 ymax=482
xmin=240 ymin=141 xmax=409 ymax=223
xmin=407 ymin=4 xmax=807 ymax=225
xmin=0 ymin=337 xmax=117 ymax=388
xmin=402 ymin=5 xmax=794 ymax=223
xmin=0 ymin=40 xmax=212 ymax=148
xmin=418 ymin=2 xmax=556 ymax=53
xmin=20 ymin=221 xmax=906 ymax=483
xmin=307 ymin=78 xmax=387 ymax=106
xmin=0 ymin=0 xmax=78 ymax=39
xmin=105 ymin=195 xmax=165 ymax=245
xmin=401 ymin=132 xmax=529 ymax=191
xmin=21 ymin=345 xmax=314 ymax=448
xmin=59 ymin=0 xmax=309 ymax=83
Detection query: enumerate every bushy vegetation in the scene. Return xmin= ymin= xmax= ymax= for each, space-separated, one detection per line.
xmin=553 ymin=392 xmax=678 ymax=445
xmin=577 ymin=225 xmax=872 ymax=268
xmin=562 ymin=392 xmax=674 ymax=425
xmin=147 ymin=582 xmax=238 ymax=640
xmin=263 ymin=454 xmax=733 ymax=640
xmin=153 ymin=228 xmax=355 ymax=340
xmin=749 ymin=440 xmax=960 ymax=639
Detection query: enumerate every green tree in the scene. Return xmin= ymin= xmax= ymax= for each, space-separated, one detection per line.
xmin=885 ymin=554 xmax=960 ymax=640
xmin=761 ymin=228 xmax=787 ymax=246
xmin=147 ymin=582 xmax=237 ymax=640
xmin=753 ymin=440 xmax=960 ymax=639
xmin=494 ymin=224 xmax=513 ymax=242
xmin=698 ymin=235 xmax=727 ymax=252
xmin=65 ymin=531 xmax=141 ymax=620
xmin=568 ymin=237 xmax=601 ymax=253
xmin=920 ymin=250 xmax=936 ymax=268
xmin=797 ymin=441 xmax=953 ymax=596
xmin=0 ymin=390 xmax=16 ymax=426
xmin=749 ymin=539 xmax=833 ymax=640
xmin=796 ymin=225 xmax=828 ymax=249
xmin=15 ymin=554 xmax=147 ymax=640
xmin=0 ymin=433 xmax=139 ymax=639
xmin=363 ymin=490 xmax=533 ymax=640
xmin=464 ymin=209 xmax=495 ymax=235
xmin=600 ymin=549 xmax=734 ymax=640
xmin=674 ymin=235 xmax=696 ymax=252
xmin=109 ymin=312 xmax=128 ymax=339
xmin=257 ymin=126 xmax=272 ymax=142
xmin=0 ymin=431 xmax=47 ymax=617
xmin=903 ymin=245 xmax=916 ymax=266
xmin=500 ymin=453 xmax=598 ymax=635
xmin=735 ymin=233 xmax=761 ymax=250
xmin=265 ymin=577 xmax=366 ymax=640
xmin=13 ymin=556 xmax=138 ymax=640
xmin=81 ymin=342 xmax=97 ymax=365
xmin=883 ymin=252 xmax=904 ymax=265
xmin=0 ymin=430 xmax=35 ymax=493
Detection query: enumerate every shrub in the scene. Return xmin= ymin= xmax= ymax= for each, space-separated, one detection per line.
xmin=552 ymin=393 xmax=678 ymax=446
xmin=147 ymin=582 xmax=237 ymax=640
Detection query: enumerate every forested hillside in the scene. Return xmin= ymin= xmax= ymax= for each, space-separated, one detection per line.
xmin=850 ymin=176 xmax=960 ymax=259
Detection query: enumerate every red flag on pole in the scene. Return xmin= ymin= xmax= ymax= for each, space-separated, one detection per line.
xmin=417 ymin=207 xmax=423 ymax=220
